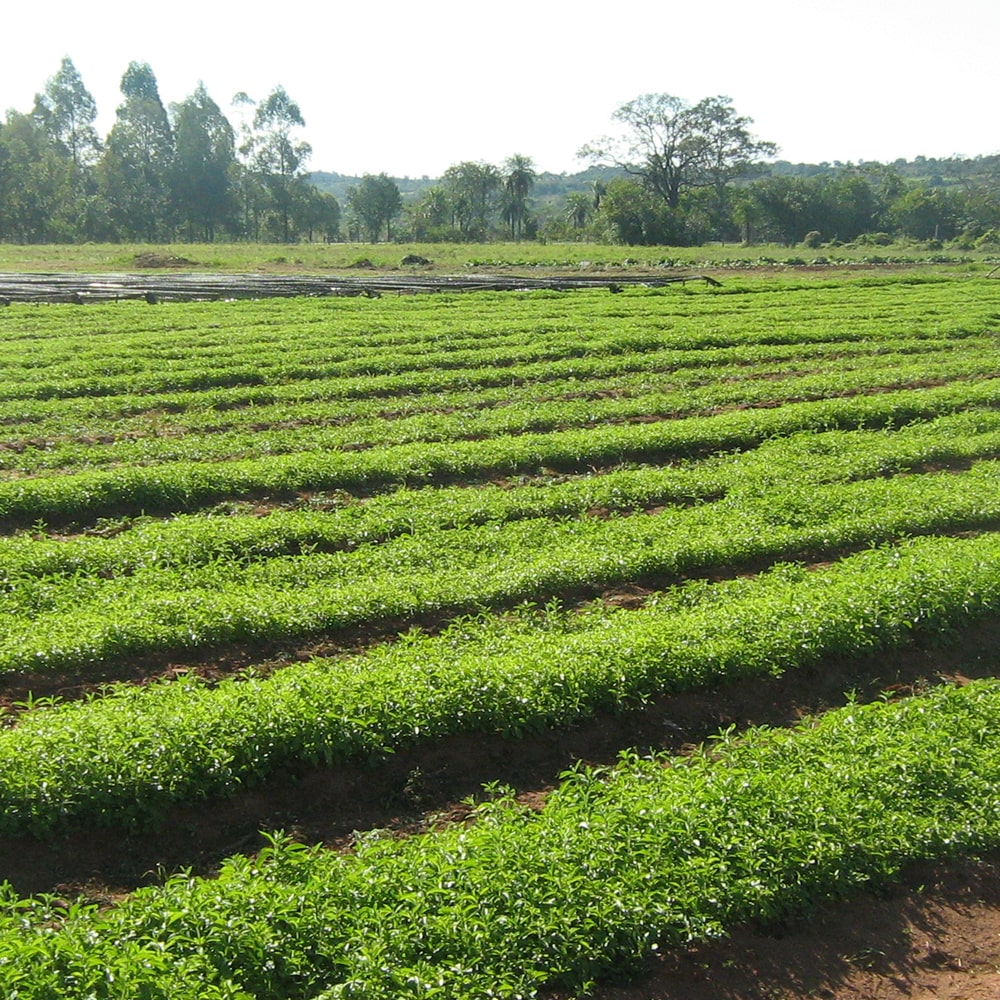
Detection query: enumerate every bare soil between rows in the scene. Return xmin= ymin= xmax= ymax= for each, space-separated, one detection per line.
xmin=549 ymin=850 xmax=1000 ymax=1000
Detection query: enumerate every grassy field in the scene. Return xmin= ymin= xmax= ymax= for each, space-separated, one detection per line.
xmin=1 ymin=262 xmax=1000 ymax=997
xmin=0 ymin=239 xmax=998 ymax=274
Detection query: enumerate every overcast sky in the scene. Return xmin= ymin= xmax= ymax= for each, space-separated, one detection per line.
xmin=2 ymin=0 xmax=996 ymax=178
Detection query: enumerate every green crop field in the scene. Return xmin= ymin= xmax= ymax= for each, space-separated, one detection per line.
xmin=2 ymin=266 xmax=1000 ymax=997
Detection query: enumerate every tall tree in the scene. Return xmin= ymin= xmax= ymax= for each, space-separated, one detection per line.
xmin=0 ymin=110 xmax=77 ymax=241
xmin=347 ymin=173 xmax=402 ymax=241
xmin=292 ymin=183 xmax=341 ymax=242
xmin=565 ymin=191 xmax=592 ymax=230
xmin=748 ymin=175 xmax=823 ymax=244
xmin=408 ymin=185 xmax=451 ymax=240
xmin=891 ymin=184 xmax=956 ymax=241
xmin=691 ymin=95 xmax=776 ymax=234
xmin=252 ymin=86 xmax=311 ymax=242
xmin=229 ymin=92 xmax=267 ymax=239
xmin=171 ymin=83 xmax=236 ymax=240
xmin=579 ymin=93 xmax=776 ymax=211
xmin=34 ymin=57 xmax=100 ymax=171
xmin=502 ymin=154 xmax=535 ymax=241
xmin=597 ymin=177 xmax=687 ymax=246
xmin=101 ymin=62 xmax=175 ymax=239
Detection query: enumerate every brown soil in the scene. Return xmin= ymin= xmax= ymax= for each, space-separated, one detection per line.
xmin=550 ymin=851 xmax=1000 ymax=1000
xmin=133 ymin=252 xmax=196 ymax=268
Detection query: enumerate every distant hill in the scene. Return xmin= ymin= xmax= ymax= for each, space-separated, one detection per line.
xmin=763 ymin=154 xmax=1000 ymax=186
xmin=308 ymin=172 xmax=438 ymax=205
xmin=307 ymin=156 xmax=999 ymax=210
xmin=307 ymin=166 xmax=627 ymax=207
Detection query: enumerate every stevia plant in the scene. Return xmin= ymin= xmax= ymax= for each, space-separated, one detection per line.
xmin=2 ymin=530 xmax=1000 ymax=836
xmin=3 ymin=680 xmax=1000 ymax=998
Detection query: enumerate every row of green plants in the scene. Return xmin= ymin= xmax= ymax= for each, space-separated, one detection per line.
xmin=3 ymin=378 xmax=1000 ymax=529
xmin=5 ymin=351 xmax=997 ymax=476
xmin=3 ymin=528 xmax=1000 ymax=837
xmin=4 ymin=674 xmax=1000 ymax=998
xmin=4 ymin=409 xmax=1000 ymax=580
xmin=3 ymin=436 xmax=1000 ymax=678
xmin=3 ymin=328 xmax=987 ymax=447
xmin=2 ymin=277 xmax=992 ymax=425
xmin=2 ymin=270 xmax=1000 ymax=998
xmin=1 ymin=275 xmax=995 ymax=400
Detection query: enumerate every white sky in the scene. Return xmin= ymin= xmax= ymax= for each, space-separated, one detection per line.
xmin=3 ymin=0 xmax=997 ymax=178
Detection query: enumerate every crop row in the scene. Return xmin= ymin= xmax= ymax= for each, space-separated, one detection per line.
xmin=4 ymin=352 xmax=998 ymax=477
xmin=0 ymin=325 xmax=662 ymax=402
xmin=0 ymin=272 xmax=986 ymax=349
xmin=3 ymin=377 xmax=1000 ymax=530
xmin=2 ymin=278 xmax=997 ymax=402
xmin=3 ymin=409 xmax=1000 ymax=580
xmin=4 ymin=528 xmax=1000 ymax=836
xmin=2 ymin=272 xmax=1000 ymax=997
xmin=2 ymin=331 xmax=988 ymax=444
xmin=3 ymin=675 xmax=1000 ymax=998
xmin=3 ymin=441 xmax=1000 ymax=682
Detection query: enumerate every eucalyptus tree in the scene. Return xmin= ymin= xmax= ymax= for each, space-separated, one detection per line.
xmin=171 ymin=83 xmax=236 ymax=240
xmin=33 ymin=57 xmax=101 ymax=172
xmin=101 ymin=62 xmax=176 ymax=239
xmin=502 ymin=153 xmax=535 ymax=240
xmin=252 ymin=86 xmax=311 ymax=241
xmin=229 ymin=92 xmax=266 ymax=239
xmin=0 ymin=110 xmax=76 ymax=240
xmin=691 ymin=95 xmax=777 ymax=233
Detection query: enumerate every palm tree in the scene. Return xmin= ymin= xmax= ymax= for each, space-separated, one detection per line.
xmin=565 ymin=192 xmax=592 ymax=230
xmin=503 ymin=154 xmax=535 ymax=241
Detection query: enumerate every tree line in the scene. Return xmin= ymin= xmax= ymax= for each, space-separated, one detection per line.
xmin=2 ymin=59 xmax=999 ymax=248
xmin=560 ymin=93 xmax=1000 ymax=248
xmin=0 ymin=58 xmax=334 ymax=243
